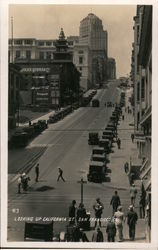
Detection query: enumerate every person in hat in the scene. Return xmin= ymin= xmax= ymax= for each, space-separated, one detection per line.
xmin=57 ymin=167 xmax=65 ymax=182
xmin=110 ymin=191 xmax=121 ymax=215
xmin=93 ymin=198 xmax=104 ymax=228
xmin=114 ymin=206 xmax=124 ymax=242
xmin=35 ymin=163 xmax=39 ymax=182
xmin=76 ymin=203 xmax=87 ymax=229
xmin=69 ymin=200 xmax=76 ymax=225
xmin=106 ymin=217 xmax=116 ymax=242
xmin=17 ymin=174 xmax=22 ymax=194
xmin=130 ymin=184 xmax=137 ymax=206
xmin=127 ymin=205 xmax=138 ymax=241
xmin=92 ymin=227 xmax=104 ymax=242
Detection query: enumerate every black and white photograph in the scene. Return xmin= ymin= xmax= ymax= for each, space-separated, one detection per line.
xmin=0 ymin=0 xmax=158 ymax=248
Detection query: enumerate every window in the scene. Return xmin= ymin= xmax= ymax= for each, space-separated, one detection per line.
xmin=46 ymin=52 xmax=51 ymax=59
xmin=68 ymin=41 xmax=73 ymax=46
xmin=15 ymin=50 xmax=21 ymax=58
xmin=24 ymin=40 xmax=33 ymax=45
xmin=15 ymin=40 xmax=23 ymax=45
xmin=78 ymin=50 xmax=83 ymax=54
xmin=26 ymin=50 xmax=31 ymax=59
xmin=39 ymin=52 xmax=44 ymax=60
xmin=46 ymin=41 xmax=52 ymax=46
xmin=79 ymin=56 xmax=83 ymax=64
xmin=141 ymin=78 xmax=145 ymax=99
xmin=38 ymin=41 xmax=44 ymax=46
xmin=79 ymin=67 xmax=82 ymax=71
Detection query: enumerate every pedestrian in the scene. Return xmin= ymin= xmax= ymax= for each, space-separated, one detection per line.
xmin=106 ymin=217 xmax=116 ymax=242
xmin=92 ymin=227 xmax=104 ymax=242
xmin=117 ymin=138 xmax=121 ymax=149
xmin=124 ymin=162 xmax=129 ymax=174
xmin=130 ymin=184 xmax=137 ymax=206
xmin=72 ymin=225 xmax=81 ymax=242
xmin=122 ymin=114 xmax=124 ymax=120
xmin=127 ymin=205 xmax=138 ymax=241
xmin=21 ymin=173 xmax=30 ymax=191
xmin=57 ymin=167 xmax=65 ymax=182
xmin=110 ymin=191 xmax=121 ymax=215
xmin=131 ymin=133 xmax=134 ymax=143
xmin=129 ymin=172 xmax=135 ymax=186
xmin=29 ymin=120 xmax=31 ymax=126
xmin=35 ymin=163 xmax=39 ymax=182
xmin=93 ymin=198 xmax=104 ymax=228
xmin=17 ymin=174 xmax=22 ymax=194
xmin=69 ymin=200 xmax=76 ymax=225
xmin=76 ymin=203 xmax=87 ymax=229
xmin=139 ymin=195 xmax=146 ymax=219
xmin=114 ymin=206 xmax=124 ymax=242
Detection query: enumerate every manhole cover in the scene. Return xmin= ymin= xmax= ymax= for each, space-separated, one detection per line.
xmin=36 ymin=186 xmax=55 ymax=192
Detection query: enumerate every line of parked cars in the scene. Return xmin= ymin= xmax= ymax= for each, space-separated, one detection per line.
xmin=80 ymin=90 xmax=97 ymax=107
xmin=87 ymin=103 xmax=122 ymax=183
xmin=9 ymin=120 xmax=48 ymax=149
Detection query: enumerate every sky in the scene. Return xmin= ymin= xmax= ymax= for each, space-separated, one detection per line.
xmin=9 ymin=4 xmax=136 ymax=78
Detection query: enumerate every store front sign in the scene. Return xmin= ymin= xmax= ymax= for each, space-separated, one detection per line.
xmin=21 ymin=67 xmax=50 ymax=73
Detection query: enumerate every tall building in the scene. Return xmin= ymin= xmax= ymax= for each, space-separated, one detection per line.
xmin=107 ymin=58 xmax=116 ymax=79
xmin=73 ymin=13 xmax=108 ymax=90
xmin=131 ymin=5 xmax=152 ymax=241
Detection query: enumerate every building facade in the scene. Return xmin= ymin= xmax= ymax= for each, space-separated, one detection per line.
xmin=107 ymin=58 xmax=116 ymax=80
xmin=9 ymin=29 xmax=80 ymax=109
xmin=73 ymin=13 xmax=108 ymax=90
xmin=131 ymin=5 xmax=152 ymax=241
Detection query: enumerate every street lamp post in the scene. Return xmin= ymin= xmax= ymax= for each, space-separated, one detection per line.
xmin=77 ymin=178 xmax=87 ymax=204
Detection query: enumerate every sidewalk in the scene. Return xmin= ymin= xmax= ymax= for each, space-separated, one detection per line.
xmin=85 ymin=88 xmax=146 ymax=242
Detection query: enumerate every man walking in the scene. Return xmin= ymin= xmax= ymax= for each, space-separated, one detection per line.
xmin=92 ymin=227 xmax=104 ymax=242
xmin=69 ymin=200 xmax=76 ymax=225
xmin=114 ymin=206 xmax=124 ymax=242
xmin=110 ymin=191 xmax=121 ymax=215
xmin=57 ymin=167 xmax=65 ymax=182
xmin=17 ymin=174 xmax=22 ymax=194
xmin=130 ymin=184 xmax=137 ymax=206
xmin=93 ymin=198 xmax=104 ymax=228
xmin=35 ymin=163 xmax=39 ymax=182
xmin=106 ymin=217 xmax=116 ymax=242
xmin=117 ymin=138 xmax=121 ymax=149
xmin=127 ymin=205 xmax=138 ymax=241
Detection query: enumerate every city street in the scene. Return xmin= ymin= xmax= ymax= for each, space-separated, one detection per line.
xmin=8 ymin=82 xmax=146 ymax=242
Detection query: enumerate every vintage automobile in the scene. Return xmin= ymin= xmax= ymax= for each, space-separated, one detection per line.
xmin=92 ymin=147 xmax=109 ymax=163
xmin=91 ymin=154 xmax=107 ymax=163
xmin=11 ymin=131 xmax=29 ymax=147
xmin=88 ymin=132 xmax=99 ymax=145
xmin=87 ymin=161 xmax=106 ymax=183
xmin=103 ymin=129 xmax=114 ymax=137
xmin=99 ymin=138 xmax=111 ymax=153
xmin=92 ymin=146 xmax=105 ymax=155
xmin=92 ymin=99 xmax=100 ymax=107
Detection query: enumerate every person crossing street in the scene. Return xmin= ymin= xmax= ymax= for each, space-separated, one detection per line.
xmin=35 ymin=163 xmax=39 ymax=182
xmin=57 ymin=167 xmax=65 ymax=182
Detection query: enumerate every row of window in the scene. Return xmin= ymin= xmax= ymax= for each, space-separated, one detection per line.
xmin=14 ymin=50 xmax=53 ymax=60
xmin=9 ymin=40 xmax=75 ymax=47
xmin=9 ymin=39 xmax=55 ymax=46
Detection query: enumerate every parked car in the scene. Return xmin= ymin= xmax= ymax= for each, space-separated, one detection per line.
xmin=88 ymin=132 xmax=99 ymax=145
xmin=87 ymin=161 xmax=106 ymax=183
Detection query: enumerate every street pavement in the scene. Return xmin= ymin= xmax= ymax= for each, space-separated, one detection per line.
xmin=7 ymin=83 xmax=146 ymax=243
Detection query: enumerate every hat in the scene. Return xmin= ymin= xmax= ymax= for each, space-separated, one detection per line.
xmin=129 ymin=205 xmax=133 ymax=210
xmin=117 ymin=206 xmax=122 ymax=211
xmin=96 ymin=197 xmax=100 ymax=201
xmin=22 ymin=173 xmax=26 ymax=177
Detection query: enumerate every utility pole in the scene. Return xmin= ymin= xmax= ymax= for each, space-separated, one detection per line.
xmin=77 ymin=178 xmax=87 ymax=204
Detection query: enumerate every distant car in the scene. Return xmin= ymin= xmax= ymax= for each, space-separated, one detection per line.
xmin=92 ymin=99 xmax=100 ymax=107
xmin=88 ymin=132 xmax=99 ymax=145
